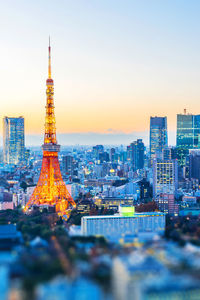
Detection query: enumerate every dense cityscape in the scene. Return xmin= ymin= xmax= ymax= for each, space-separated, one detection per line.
xmin=2 ymin=1 xmax=200 ymax=300
xmin=2 ymin=71 xmax=200 ymax=298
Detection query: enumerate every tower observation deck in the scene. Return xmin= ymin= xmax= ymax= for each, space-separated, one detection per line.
xmin=24 ymin=40 xmax=76 ymax=215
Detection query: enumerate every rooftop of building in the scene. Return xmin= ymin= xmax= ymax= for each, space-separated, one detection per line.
xmin=100 ymin=197 xmax=134 ymax=201
xmin=82 ymin=212 xmax=165 ymax=220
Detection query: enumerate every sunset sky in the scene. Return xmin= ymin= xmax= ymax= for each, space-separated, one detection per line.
xmin=1 ymin=0 xmax=200 ymax=145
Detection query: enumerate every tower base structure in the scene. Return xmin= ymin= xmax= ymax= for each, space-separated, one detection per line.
xmin=24 ymin=145 xmax=76 ymax=216
xmin=24 ymin=42 xmax=76 ymax=217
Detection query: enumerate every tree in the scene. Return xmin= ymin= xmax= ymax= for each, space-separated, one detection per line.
xmin=135 ymin=201 xmax=158 ymax=212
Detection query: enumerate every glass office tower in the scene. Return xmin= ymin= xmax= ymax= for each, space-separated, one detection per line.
xmin=150 ymin=116 xmax=168 ymax=164
xmin=176 ymin=114 xmax=194 ymax=148
xmin=127 ymin=139 xmax=145 ymax=171
xmin=194 ymin=115 xmax=200 ymax=148
xmin=176 ymin=113 xmax=200 ymax=166
xmin=176 ymin=113 xmax=200 ymax=149
xmin=3 ymin=117 xmax=25 ymax=165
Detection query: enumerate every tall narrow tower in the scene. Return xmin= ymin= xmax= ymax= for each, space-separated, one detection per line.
xmin=24 ymin=40 xmax=76 ymax=215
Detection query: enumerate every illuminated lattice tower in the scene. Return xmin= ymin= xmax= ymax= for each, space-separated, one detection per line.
xmin=24 ymin=40 xmax=76 ymax=215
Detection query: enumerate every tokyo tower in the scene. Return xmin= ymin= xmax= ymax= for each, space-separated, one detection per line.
xmin=24 ymin=40 xmax=76 ymax=215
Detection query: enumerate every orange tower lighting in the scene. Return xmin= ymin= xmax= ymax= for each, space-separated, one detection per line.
xmin=24 ymin=39 xmax=76 ymax=215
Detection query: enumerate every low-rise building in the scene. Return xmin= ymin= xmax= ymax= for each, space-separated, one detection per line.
xmin=0 ymin=192 xmax=13 ymax=210
xmin=81 ymin=210 xmax=165 ymax=242
xmin=94 ymin=197 xmax=133 ymax=211
xmin=156 ymin=193 xmax=179 ymax=216
xmin=77 ymin=199 xmax=95 ymax=214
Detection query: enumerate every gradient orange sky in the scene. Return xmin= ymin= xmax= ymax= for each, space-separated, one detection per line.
xmin=1 ymin=1 xmax=200 ymax=145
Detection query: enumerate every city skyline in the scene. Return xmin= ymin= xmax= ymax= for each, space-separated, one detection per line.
xmin=1 ymin=1 xmax=200 ymax=145
xmin=0 ymin=119 xmax=188 ymax=146
xmin=2 ymin=3 xmax=200 ymax=299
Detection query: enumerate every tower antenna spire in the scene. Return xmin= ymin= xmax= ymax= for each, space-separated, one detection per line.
xmin=48 ymin=36 xmax=51 ymax=79
xmin=24 ymin=40 xmax=76 ymax=216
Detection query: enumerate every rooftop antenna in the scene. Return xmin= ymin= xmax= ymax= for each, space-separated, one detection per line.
xmin=48 ymin=36 xmax=51 ymax=79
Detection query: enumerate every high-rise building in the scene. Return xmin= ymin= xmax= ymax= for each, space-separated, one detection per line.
xmin=93 ymin=145 xmax=104 ymax=160
xmin=3 ymin=117 xmax=25 ymax=165
xmin=162 ymin=147 xmax=172 ymax=161
xmin=99 ymin=151 xmax=109 ymax=163
xmin=176 ymin=113 xmax=194 ymax=149
xmin=138 ymin=178 xmax=152 ymax=201
xmin=62 ymin=155 xmax=74 ymax=176
xmin=110 ymin=148 xmax=116 ymax=162
xmin=150 ymin=117 xmax=168 ymax=164
xmin=189 ymin=150 xmax=200 ymax=182
xmin=176 ymin=112 xmax=200 ymax=149
xmin=176 ymin=111 xmax=200 ymax=166
xmin=153 ymin=159 xmax=178 ymax=197
xmin=127 ymin=139 xmax=145 ymax=171
xmin=171 ymin=146 xmax=189 ymax=167
xmin=194 ymin=115 xmax=200 ymax=147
